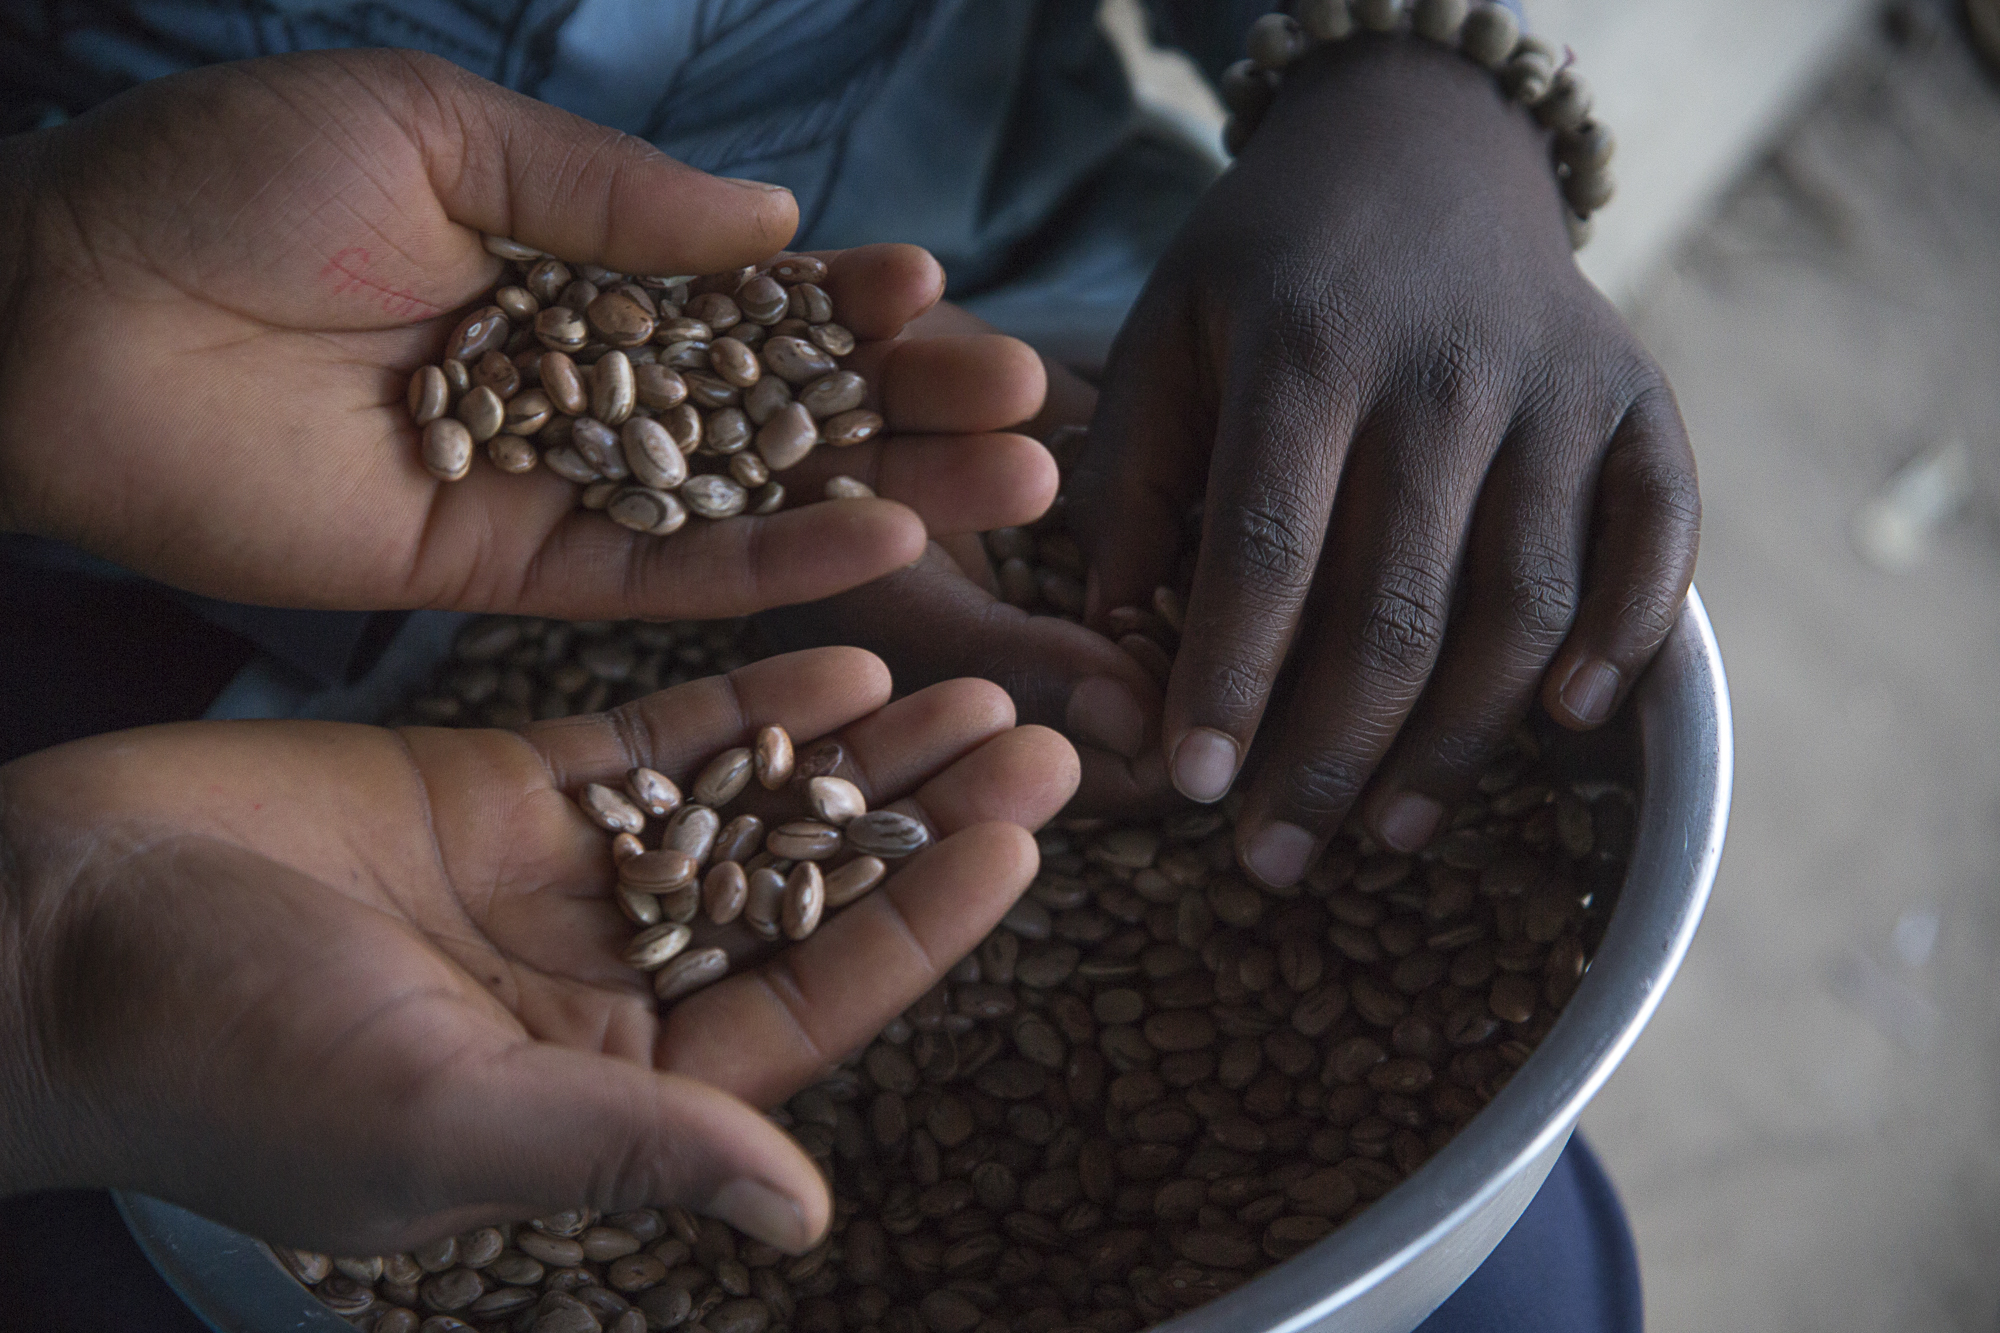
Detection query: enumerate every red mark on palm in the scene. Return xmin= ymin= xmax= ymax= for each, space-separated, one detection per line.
xmin=320 ymin=246 xmax=439 ymax=320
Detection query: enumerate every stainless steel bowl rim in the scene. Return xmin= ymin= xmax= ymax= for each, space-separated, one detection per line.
xmin=1156 ymin=587 xmax=1732 ymax=1332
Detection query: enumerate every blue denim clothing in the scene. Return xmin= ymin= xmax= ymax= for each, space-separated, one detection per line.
xmin=3 ymin=0 xmax=1235 ymax=356
xmin=2 ymin=0 xmax=1524 ymax=357
xmin=1417 ymin=1135 xmax=1643 ymax=1333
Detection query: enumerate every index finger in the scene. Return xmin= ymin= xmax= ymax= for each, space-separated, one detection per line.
xmin=1159 ymin=354 xmax=1354 ymax=803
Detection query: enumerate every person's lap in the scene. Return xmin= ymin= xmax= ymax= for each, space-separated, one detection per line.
xmin=1417 ymin=1135 xmax=1643 ymax=1333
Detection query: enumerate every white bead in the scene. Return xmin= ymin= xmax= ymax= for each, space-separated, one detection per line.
xmin=1300 ymin=0 xmax=1356 ymax=42
xmin=1220 ymin=58 xmax=1280 ymax=116
xmin=1354 ymin=0 xmax=1404 ymax=31
xmin=1502 ymin=50 xmax=1554 ymax=103
xmin=1461 ymin=3 xmax=1521 ymax=67
xmin=1536 ymin=70 xmax=1594 ymax=130
xmin=1563 ymin=164 xmax=1615 ymax=213
xmin=1557 ymin=121 xmax=1616 ymax=172
xmin=1247 ymin=12 xmax=1305 ymax=70
xmin=1412 ymin=0 xmax=1469 ymax=41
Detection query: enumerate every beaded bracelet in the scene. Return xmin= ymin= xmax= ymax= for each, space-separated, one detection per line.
xmin=1220 ymin=0 xmax=1615 ymax=250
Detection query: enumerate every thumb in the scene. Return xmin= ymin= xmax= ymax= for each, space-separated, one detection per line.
xmin=760 ymin=546 xmax=1175 ymax=812
xmin=417 ymin=1041 xmax=828 ymax=1254
xmin=387 ymin=51 xmax=799 ymax=275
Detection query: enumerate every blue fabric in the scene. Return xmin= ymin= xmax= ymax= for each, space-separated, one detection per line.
xmin=6 ymin=1 xmax=1152 ymax=315
xmin=0 ymin=2 xmax=1528 ymax=348
xmin=1417 ymin=1135 xmax=1644 ymax=1333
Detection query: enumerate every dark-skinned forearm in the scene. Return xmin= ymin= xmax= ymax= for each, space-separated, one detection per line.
xmin=1242 ymin=33 xmax=1570 ymax=267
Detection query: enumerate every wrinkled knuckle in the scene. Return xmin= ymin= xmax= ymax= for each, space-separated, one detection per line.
xmin=1409 ymin=326 xmax=1503 ymax=421
xmin=1616 ymin=367 xmax=1679 ymax=416
xmin=1282 ymin=750 xmax=1372 ymax=823
xmin=1612 ymin=581 xmax=1683 ymax=649
xmin=579 ymin=126 xmax=642 ymax=189
xmin=1502 ymin=549 xmax=1578 ymax=643
xmin=1425 ymin=725 xmax=1504 ymax=779
xmin=1352 ymin=568 xmax=1450 ymax=685
xmin=1201 ymin=658 xmax=1272 ymax=716
xmin=1227 ymin=501 xmax=1318 ymax=597
xmin=1236 ymin=502 xmax=1314 ymax=571
xmin=1627 ymin=455 xmax=1702 ymax=536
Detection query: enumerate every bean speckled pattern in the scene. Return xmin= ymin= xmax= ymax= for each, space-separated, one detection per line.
xmin=408 ymin=244 xmax=878 ymax=529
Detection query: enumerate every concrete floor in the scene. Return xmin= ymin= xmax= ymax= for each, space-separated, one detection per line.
xmin=1579 ymin=13 xmax=2000 ymax=1332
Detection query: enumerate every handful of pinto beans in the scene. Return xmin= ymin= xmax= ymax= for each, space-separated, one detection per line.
xmin=409 ymin=237 xmax=883 ymax=533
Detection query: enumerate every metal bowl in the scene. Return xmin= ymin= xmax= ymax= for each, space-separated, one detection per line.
xmin=120 ymin=589 xmax=1732 ymax=1333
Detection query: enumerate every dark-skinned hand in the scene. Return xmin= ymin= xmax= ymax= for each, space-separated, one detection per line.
xmin=768 ymin=37 xmax=1698 ymax=887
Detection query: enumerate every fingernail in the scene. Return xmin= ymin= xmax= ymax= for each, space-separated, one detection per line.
xmin=1244 ymin=821 xmax=1315 ymax=889
xmin=1558 ymin=660 xmax=1622 ymax=727
xmin=1066 ymin=677 xmax=1146 ymax=758
xmin=707 ymin=1179 xmax=811 ymax=1254
xmin=1169 ymin=728 xmax=1239 ymax=803
xmin=721 ymin=176 xmax=793 ymax=194
xmin=1377 ymin=792 xmax=1444 ymax=853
